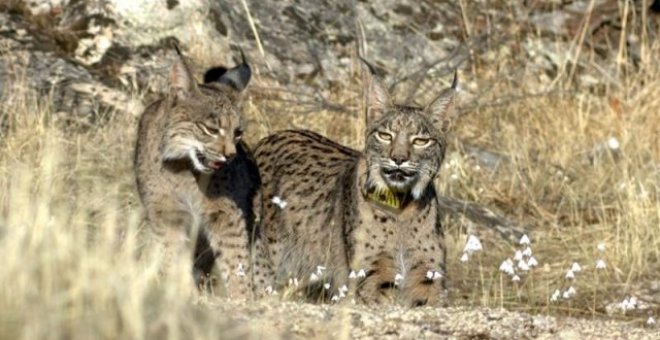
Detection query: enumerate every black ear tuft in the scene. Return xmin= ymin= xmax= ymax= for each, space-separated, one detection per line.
xmin=203 ymin=66 xmax=228 ymax=84
xmin=424 ymin=71 xmax=458 ymax=133
xmin=359 ymin=56 xmax=392 ymax=125
xmin=169 ymin=44 xmax=197 ymax=98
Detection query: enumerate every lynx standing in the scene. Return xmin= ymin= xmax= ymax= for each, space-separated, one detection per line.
xmin=255 ymin=59 xmax=457 ymax=306
xmin=134 ymin=49 xmax=271 ymax=299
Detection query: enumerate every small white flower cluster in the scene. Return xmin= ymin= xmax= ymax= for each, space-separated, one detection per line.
xmin=288 ymin=277 xmax=300 ymax=288
xmin=550 ymin=286 xmax=577 ymax=302
xmin=271 ymin=196 xmax=288 ymax=209
xmin=265 ymin=285 xmax=278 ymax=295
xmin=236 ymin=263 xmax=246 ymax=277
xmin=330 ymin=285 xmax=349 ymax=303
xmin=499 ymin=234 xmax=538 ymax=283
xmin=425 ymin=270 xmax=443 ymax=281
xmin=618 ymin=296 xmax=638 ymax=311
xmin=549 ymin=261 xmax=582 ymax=302
xmin=647 ymin=316 xmax=656 ymax=326
xmin=460 ymin=234 xmax=483 ymax=262
xmin=348 ymin=269 xmax=367 ymax=280
xmin=552 ymin=242 xmax=609 ymax=303
xmin=310 ymin=265 xmax=327 ymax=283
xmin=565 ymin=262 xmax=582 ymax=280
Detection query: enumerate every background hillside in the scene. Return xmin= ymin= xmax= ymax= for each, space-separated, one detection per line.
xmin=0 ymin=0 xmax=659 ymax=338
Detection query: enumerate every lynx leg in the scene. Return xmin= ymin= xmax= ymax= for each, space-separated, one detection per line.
xmin=354 ymin=252 xmax=398 ymax=305
xmin=206 ymin=212 xmax=253 ymax=300
xmin=399 ymin=248 xmax=448 ymax=307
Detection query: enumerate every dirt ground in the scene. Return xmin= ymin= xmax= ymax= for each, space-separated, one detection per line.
xmin=204 ymin=299 xmax=659 ymax=339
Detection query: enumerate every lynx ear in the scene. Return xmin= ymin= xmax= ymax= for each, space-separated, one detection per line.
xmin=169 ymin=45 xmax=198 ymax=99
xmin=216 ymin=50 xmax=252 ymax=92
xmin=425 ymin=71 xmax=458 ymax=133
xmin=359 ymin=57 xmax=392 ymax=124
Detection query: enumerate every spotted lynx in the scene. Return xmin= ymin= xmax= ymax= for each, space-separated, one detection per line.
xmin=134 ymin=48 xmax=271 ymax=299
xmin=255 ymin=58 xmax=457 ymax=306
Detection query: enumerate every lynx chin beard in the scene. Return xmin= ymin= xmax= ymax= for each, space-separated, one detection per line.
xmin=366 ymin=167 xmax=432 ymax=201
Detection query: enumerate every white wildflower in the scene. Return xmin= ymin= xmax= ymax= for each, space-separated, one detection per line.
xmin=511 ymin=275 xmax=521 ymax=282
xmin=348 ymin=271 xmax=357 ymax=279
xmin=463 ymin=234 xmax=483 ymax=253
xmin=595 ymin=259 xmax=606 ymax=270
xmin=562 ymin=290 xmax=571 ymax=299
xmin=519 ymin=234 xmax=530 ymax=245
xmin=565 ymin=269 xmax=575 ymax=280
xmin=517 ymin=259 xmax=530 ymax=271
xmin=513 ymin=250 xmax=523 ymax=261
xmin=357 ymin=269 xmax=367 ymax=278
xmin=271 ymin=196 xmax=288 ymax=209
xmin=331 ymin=295 xmax=340 ymax=302
xmin=339 ymin=285 xmax=349 ymax=293
xmin=619 ymin=297 xmax=638 ymax=311
xmin=647 ymin=316 xmax=656 ymax=326
xmin=316 ymin=265 xmax=326 ymax=275
xmin=527 ymin=256 xmax=538 ymax=267
xmin=268 ymin=287 xmax=278 ymax=295
xmin=499 ymin=258 xmax=515 ymax=276
xmin=570 ymin=262 xmax=582 ymax=272
xmin=288 ymin=277 xmax=299 ymax=287
xmin=236 ymin=263 xmax=246 ymax=277
xmin=309 ymin=273 xmax=320 ymax=283
xmin=433 ymin=271 xmax=443 ymax=280
xmin=323 ymin=283 xmax=331 ymax=290
xmin=597 ymin=243 xmax=606 ymax=252
xmin=426 ymin=271 xmax=434 ymax=280
xmin=566 ymin=286 xmax=576 ymax=297
xmin=607 ymin=137 xmax=620 ymax=150
xmin=550 ymin=289 xmax=561 ymax=302
xmin=394 ymin=273 xmax=404 ymax=286
xmin=522 ymin=247 xmax=532 ymax=257
xmin=460 ymin=252 xmax=469 ymax=262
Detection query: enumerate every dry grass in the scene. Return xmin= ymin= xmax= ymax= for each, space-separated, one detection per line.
xmin=1 ymin=10 xmax=660 ymax=340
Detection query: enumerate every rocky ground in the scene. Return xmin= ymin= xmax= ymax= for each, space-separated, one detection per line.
xmin=207 ymin=299 xmax=658 ymax=339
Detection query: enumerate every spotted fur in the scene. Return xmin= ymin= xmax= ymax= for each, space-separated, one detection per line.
xmin=134 ymin=49 xmax=272 ymax=299
xmin=255 ymin=58 xmax=458 ymax=306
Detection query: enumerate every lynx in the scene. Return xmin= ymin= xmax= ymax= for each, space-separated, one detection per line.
xmin=254 ymin=58 xmax=457 ymax=307
xmin=134 ymin=48 xmax=271 ymax=299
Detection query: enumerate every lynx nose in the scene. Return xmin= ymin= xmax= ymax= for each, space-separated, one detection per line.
xmin=391 ymin=155 xmax=408 ymax=166
xmin=224 ymin=142 xmax=237 ymax=160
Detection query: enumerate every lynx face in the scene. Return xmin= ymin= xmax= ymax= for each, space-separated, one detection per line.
xmin=161 ymin=59 xmax=251 ymax=173
xmin=365 ymin=109 xmax=447 ymax=199
xmin=361 ymin=59 xmax=457 ymax=199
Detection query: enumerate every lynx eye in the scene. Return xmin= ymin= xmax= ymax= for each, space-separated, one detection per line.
xmin=375 ymin=131 xmax=393 ymax=143
xmin=196 ymin=123 xmax=219 ymax=136
xmin=412 ymin=137 xmax=434 ymax=147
